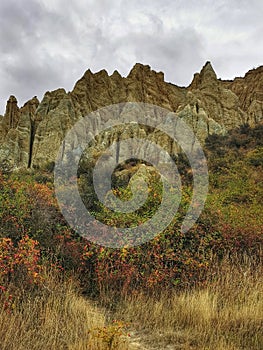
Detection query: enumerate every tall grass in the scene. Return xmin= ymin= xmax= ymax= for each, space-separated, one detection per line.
xmin=1 ymin=256 xmax=262 ymax=350
xmin=0 ymin=270 xmax=129 ymax=350
xmin=115 ymin=255 xmax=263 ymax=350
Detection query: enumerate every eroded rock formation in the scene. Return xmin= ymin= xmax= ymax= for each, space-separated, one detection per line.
xmin=0 ymin=62 xmax=262 ymax=170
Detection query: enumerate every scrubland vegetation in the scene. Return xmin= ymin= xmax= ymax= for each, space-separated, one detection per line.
xmin=0 ymin=124 xmax=262 ymax=349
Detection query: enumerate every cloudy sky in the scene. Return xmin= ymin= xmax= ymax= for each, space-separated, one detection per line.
xmin=0 ymin=0 xmax=262 ymax=114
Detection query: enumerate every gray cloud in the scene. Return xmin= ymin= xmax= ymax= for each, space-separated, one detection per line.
xmin=0 ymin=0 xmax=262 ymax=114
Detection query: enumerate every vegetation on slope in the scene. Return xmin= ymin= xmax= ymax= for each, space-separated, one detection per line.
xmin=0 ymin=123 xmax=262 ymax=349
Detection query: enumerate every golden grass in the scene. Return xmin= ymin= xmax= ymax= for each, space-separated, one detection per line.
xmin=115 ymin=256 xmax=263 ymax=350
xmin=1 ymin=256 xmax=262 ymax=350
xmin=0 ymin=271 xmax=129 ymax=350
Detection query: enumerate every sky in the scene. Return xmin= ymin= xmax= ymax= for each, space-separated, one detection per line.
xmin=0 ymin=0 xmax=262 ymax=114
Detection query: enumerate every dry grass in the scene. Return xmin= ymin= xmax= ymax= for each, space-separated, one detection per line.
xmin=115 ymin=256 xmax=263 ymax=350
xmin=0 ymin=271 xmax=129 ymax=350
xmin=1 ymin=257 xmax=262 ymax=350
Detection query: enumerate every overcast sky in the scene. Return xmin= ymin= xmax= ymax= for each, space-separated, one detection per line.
xmin=0 ymin=0 xmax=262 ymax=114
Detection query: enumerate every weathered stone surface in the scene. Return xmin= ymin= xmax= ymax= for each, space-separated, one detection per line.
xmin=223 ymin=65 xmax=263 ymax=126
xmin=3 ymin=95 xmax=21 ymax=130
xmin=0 ymin=96 xmax=39 ymax=168
xmin=0 ymin=62 xmax=262 ymax=170
xmin=32 ymin=89 xmax=77 ymax=168
xmin=188 ymin=62 xmax=245 ymax=130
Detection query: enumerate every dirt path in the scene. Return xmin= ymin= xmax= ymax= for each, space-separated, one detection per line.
xmin=127 ymin=330 xmax=180 ymax=350
xmin=127 ymin=330 xmax=194 ymax=350
xmin=128 ymin=331 xmax=150 ymax=349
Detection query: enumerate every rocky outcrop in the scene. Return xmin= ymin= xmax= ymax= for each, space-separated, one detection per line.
xmin=32 ymin=89 xmax=77 ymax=168
xmin=223 ymin=65 xmax=263 ymax=126
xmin=0 ymin=61 xmax=262 ymax=170
xmin=0 ymin=96 xmax=39 ymax=169
xmin=3 ymin=95 xmax=21 ymax=130
xmin=187 ymin=62 xmax=245 ymax=130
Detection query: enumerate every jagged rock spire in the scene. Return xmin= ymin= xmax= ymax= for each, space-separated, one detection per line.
xmin=199 ymin=61 xmax=217 ymax=81
xmin=189 ymin=61 xmax=218 ymax=90
xmin=4 ymin=95 xmax=20 ymax=129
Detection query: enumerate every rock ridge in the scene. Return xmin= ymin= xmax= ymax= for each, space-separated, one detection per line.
xmin=0 ymin=62 xmax=262 ymax=169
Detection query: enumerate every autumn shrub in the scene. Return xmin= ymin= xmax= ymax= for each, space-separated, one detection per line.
xmin=0 ymin=234 xmax=45 ymax=314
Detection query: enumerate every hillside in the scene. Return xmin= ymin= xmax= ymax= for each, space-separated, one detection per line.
xmin=0 ymin=63 xmax=263 ymax=349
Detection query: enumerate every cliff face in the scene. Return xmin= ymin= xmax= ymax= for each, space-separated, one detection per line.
xmin=0 ymin=62 xmax=262 ymax=170
xmin=223 ymin=65 xmax=263 ymax=125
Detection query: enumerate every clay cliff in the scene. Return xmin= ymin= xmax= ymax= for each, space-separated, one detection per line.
xmin=0 ymin=62 xmax=262 ymax=170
